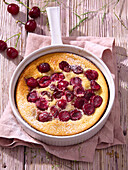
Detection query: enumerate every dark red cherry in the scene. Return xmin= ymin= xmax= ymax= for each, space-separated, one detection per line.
xmin=74 ymin=97 xmax=88 ymax=109
xmin=38 ymin=76 xmax=51 ymax=88
xmin=73 ymin=86 xmax=85 ymax=97
xmin=7 ymin=3 xmax=19 ymax=15
xmin=59 ymin=111 xmax=70 ymax=121
xmin=83 ymin=103 xmax=95 ymax=115
xmin=90 ymin=95 xmax=103 ymax=107
xmin=58 ymin=72 xmax=65 ymax=81
xmin=59 ymin=61 xmax=71 ymax=72
xmin=50 ymin=84 xmax=57 ymax=91
xmin=57 ymin=80 xmax=69 ymax=90
xmin=38 ymin=112 xmax=51 ymax=122
xmin=90 ymin=80 xmax=101 ymax=91
xmin=71 ymin=65 xmax=83 ymax=74
xmin=51 ymin=72 xmax=65 ymax=82
xmin=65 ymin=90 xmax=74 ymax=102
xmin=25 ymin=20 xmax=36 ymax=32
xmin=70 ymin=109 xmax=82 ymax=120
xmin=0 ymin=40 xmax=7 ymax=51
xmin=53 ymin=90 xmax=64 ymax=99
xmin=57 ymin=99 xmax=67 ymax=109
xmin=29 ymin=6 xmax=40 ymax=18
xmin=27 ymin=91 xmax=38 ymax=103
xmin=26 ymin=77 xmax=38 ymax=88
xmin=41 ymin=91 xmax=52 ymax=101
xmin=36 ymin=98 xmax=48 ymax=110
xmin=84 ymin=69 xmax=98 ymax=80
xmin=38 ymin=63 xmax=50 ymax=73
xmin=50 ymin=73 xmax=59 ymax=81
xmin=84 ymin=89 xmax=95 ymax=100
xmin=50 ymin=106 xmax=59 ymax=118
xmin=6 ymin=47 xmax=18 ymax=59
xmin=70 ymin=77 xmax=82 ymax=86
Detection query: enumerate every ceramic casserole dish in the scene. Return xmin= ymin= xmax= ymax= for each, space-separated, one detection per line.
xmin=9 ymin=7 xmax=115 ymax=146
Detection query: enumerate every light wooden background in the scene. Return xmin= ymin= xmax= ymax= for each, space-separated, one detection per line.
xmin=0 ymin=0 xmax=128 ymax=169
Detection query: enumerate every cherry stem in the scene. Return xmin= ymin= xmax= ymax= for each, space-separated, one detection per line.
xmin=15 ymin=0 xmax=31 ymax=10
xmin=16 ymin=20 xmax=25 ymax=25
xmin=5 ymin=32 xmax=21 ymax=48
xmin=3 ymin=0 xmax=9 ymax=5
xmin=15 ymin=32 xmax=21 ymax=48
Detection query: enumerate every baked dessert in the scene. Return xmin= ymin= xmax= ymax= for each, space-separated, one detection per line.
xmin=16 ymin=52 xmax=108 ymax=136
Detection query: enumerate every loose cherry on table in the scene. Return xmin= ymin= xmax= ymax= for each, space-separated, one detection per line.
xmin=25 ymin=20 xmax=37 ymax=32
xmin=6 ymin=47 xmax=18 ymax=59
xmin=0 ymin=40 xmax=7 ymax=51
xmin=7 ymin=3 xmax=19 ymax=15
xmin=29 ymin=6 xmax=40 ymax=18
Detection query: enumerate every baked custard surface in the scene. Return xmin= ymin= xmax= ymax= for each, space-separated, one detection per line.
xmin=16 ymin=53 xmax=108 ymax=136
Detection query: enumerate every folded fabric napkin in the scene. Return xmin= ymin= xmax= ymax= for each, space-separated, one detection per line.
xmin=0 ymin=33 xmax=125 ymax=162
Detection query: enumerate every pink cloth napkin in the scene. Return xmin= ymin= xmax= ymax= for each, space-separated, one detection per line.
xmin=0 ymin=33 xmax=125 ymax=162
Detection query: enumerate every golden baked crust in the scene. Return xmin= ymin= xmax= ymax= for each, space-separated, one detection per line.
xmin=16 ymin=53 xmax=108 ymax=136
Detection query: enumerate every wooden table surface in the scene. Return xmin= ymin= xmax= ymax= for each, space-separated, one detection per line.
xmin=0 ymin=0 xmax=128 ymax=169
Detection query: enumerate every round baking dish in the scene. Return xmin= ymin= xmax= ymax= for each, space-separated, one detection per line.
xmin=9 ymin=7 xmax=115 ymax=146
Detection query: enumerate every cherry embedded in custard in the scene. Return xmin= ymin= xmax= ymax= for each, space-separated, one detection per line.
xmin=41 ymin=91 xmax=52 ymax=101
xmin=74 ymin=97 xmax=88 ymax=109
xmin=70 ymin=77 xmax=82 ymax=86
xmin=50 ymin=73 xmax=59 ymax=81
xmin=53 ymin=90 xmax=64 ymax=99
xmin=84 ymin=89 xmax=95 ymax=100
xmin=58 ymin=72 xmax=65 ymax=81
xmin=7 ymin=3 xmax=19 ymax=15
xmin=83 ymin=103 xmax=95 ymax=115
xmin=70 ymin=109 xmax=82 ymax=120
xmin=6 ymin=47 xmax=18 ymax=59
xmin=65 ymin=90 xmax=74 ymax=102
xmin=0 ymin=40 xmax=7 ymax=51
xmin=51 ymin=72 xmax=65 ymax=82
xmin=73 ymin=86 xmax=85 ymax=97
xmin=57 ymin=99 xmax=67 ymax=109
xmin=71 ymin=65 xmax=83 ymax=74
xmin=50 ymin=106 xmax=59 ymax=118
xmin=38 ymin=63 xmax=50 ymax=73
xmin=38 ymin=76 xmax=51 ymax=88
xmin=57 ymin=80 xmax=69 ymax=90
xmin=27 ymin=91 xmax=38 ymax=103
xmin=84 ymin=69 xmax=98 ymax=80
xmin=50 ymin=84 xmax=57 ymax=91
xmin=25 ymin=20 xmax=37 ymax=32
xmin=59 ymin=111 xmax=70 ymax=121
xmin=36 ymin=98 xmax=48 ymax=111
xmin=90 ymin=95 xmax=103 ymax=107
xmin=38 ymin=112 xmax=51 ymax=122
xmin=29 ymin=6 xmax=40 ymax=18
xmin=59 ymin=61 xmax=71 ymax=72
xmin=26 ymin=77 xmax=38 ymax=88
xmin=90 ymin=80 xmax=101 ymax=91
